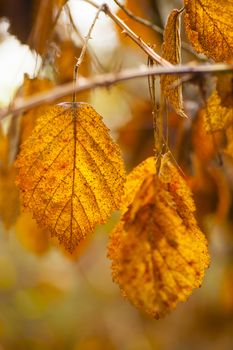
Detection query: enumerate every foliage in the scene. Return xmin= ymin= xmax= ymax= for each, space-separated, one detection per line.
xmin=0 ymin=0 xmax=233 ymax=348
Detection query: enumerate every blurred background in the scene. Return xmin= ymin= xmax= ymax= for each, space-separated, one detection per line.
xmin=0 ymin=0 xmax=233 ymax=349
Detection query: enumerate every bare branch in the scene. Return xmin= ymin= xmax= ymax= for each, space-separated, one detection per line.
xmin=113 ymin=0 xmax=164 ymax=35
xmin=1 ymin=63 xmax=232 ymax=120
xmin=73 ymin=4 xmax=103 ymax=102
xmin=83 ymin=0 xmax=171 ymax=66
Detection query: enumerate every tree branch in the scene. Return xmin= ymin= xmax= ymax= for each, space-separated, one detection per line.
xmin=113 ymin=0 xmax=164 ymax=35
xmin=1 ymin=63 xmax=232 ymax=120
xmin=73 ymin=4 xmax=104 ymax=102
xmin=83 ymin=0 xmax=171 ymax=67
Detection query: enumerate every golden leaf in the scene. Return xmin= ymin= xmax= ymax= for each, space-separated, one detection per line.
xmin=20 ymin=76 xmax=55 ymax=143
xmin=0 ymin=124 xmax=8 ymax=166
xmin=108 ymin=156 xmax=209 ymax=318
xmin=15 ymin=103 xmax=126 ymax=252
xmin=0 ymin=126 xmax=20 ymax=230
xmin=52 ymin=234 xmax=91 ymax=260
xmin=161 ymin=9 xmax=187 ymax=118
xmin=224 ymin=126 xmax=233 ymax=159
xmin=216 ymin=73 xmax=233 ymax=108
xmin=203 ymin=90 xmax=233 ymax=133
xmin=184 ymin=0 xmax=233 ymax=62
xmin=0 ymin=166 xmax=20 ymax=230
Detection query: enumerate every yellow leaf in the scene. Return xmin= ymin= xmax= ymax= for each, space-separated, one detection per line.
xmin=15 ymin=103 xmax=126 ymax=252
xmin=203 ymin=90 xmax=233 ymax=133
xmin=108 ymin=156 xmax=209 ymax=318
xmin=0 ymin=165 xmax=20 ymax=230
xmin=0 ymin=125 xmax=8 ymax=166
xmin=20 ymin=76 xmax=55 ymax=143
xmin=184 ymin=0 xmax=233 ymax=62
xmin=224 ymin=126 xmax=233 ymax=158
xmin=0 ymin=126 xmax=20 ymax=230
xmin=216 ymin=73 xmax=233 ymax=108
xmin=53 ymin=235 xmax=91 ymax=260
xmin=161 ymin=9 xmax=187 ymax=118
xmin=192 ymin=108 xmax=224 ymax=163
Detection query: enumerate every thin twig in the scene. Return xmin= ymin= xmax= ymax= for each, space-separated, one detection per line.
xmin=65 ymin=3 xmax=106 ymax=73
xmin=113 ymin=0 xmax=164 ymax=35
xmin=95 ymin=0 xmax=202 ymax=59
xmin=1 ymin=63 xmax=232 ymax=120
xmin=83 ymin=0 xmax=171 ymax=67
xmin=73 ymin=4 xmax=104 ymax=102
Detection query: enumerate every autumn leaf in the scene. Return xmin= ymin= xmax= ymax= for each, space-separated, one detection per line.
xmin=52 ymin=234 xmax=92 ymax=261
xmin=0 ymin=124 xmax=8 ymax=166
xmin=161 ymin=9 xmax=187 ymax=118
xmin=203 ymin=90 xmax=233 ymax=133
xmin=20 ymin=76 xmax=55 ymax=144
xmin=0 ymin=125 xmax=20 ymax=230
xmin=216 ymin=73 xmax=233 ymax=108
xmin=224 ymin=126 xmax=233 ymax=160
xmin=108 ymin=156 xmax=209 ymax=318
xmin=0 ymin=77 xmax=54 ymax=231
xmin=184 ymin=0 xmax=233 ymax=62
xmin=15 ymin=103 xmax=126 ymax=252
xmin=29 ymin=0 xmax=67 ymax=54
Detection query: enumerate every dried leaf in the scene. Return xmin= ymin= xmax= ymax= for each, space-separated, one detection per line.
xmin=184 ymin=0 xmax=233 ymax=61
xmin=29 ymin=0 xmax=66 ymax=54
xmin=161 ymin=9 xmax=187 ymax=118
xmin=216 ymin=73 xmax=233 ymax=108
xmin=203 ymin=90 xmax=233 ymax=133
xmin=224 ymin=126 xmax=233 ymax=159
xmin=20 ymin=76 xmax=55 ymax=144
xmin=0 ymin=166 xmax=19 ymax=230
xmin=52 ymin=234 xmax=92 ymax=260
xmin=189 ymin=155 xmax=218 ymax=222
xmin=15 ymin=103 xmax=126 ymax=252
xmin=192 ymin=108 xmax=224 ymax=164
xmin=0 ymin=126 xmax=20 ymax=230
xmin=108 ymin=156 xmax=209 ymax=318
xmin=118 ymin=98 xmax=154 ymax=166
xmin=0 ymin=124 xmax=8 ymax=166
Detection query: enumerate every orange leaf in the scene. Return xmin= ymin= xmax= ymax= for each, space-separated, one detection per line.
xmin=15 ymin=103 xmax=126 ymax=252
xmin=0 ymin=126 xmax=20 ymax=230
xmin=108 ymin=156 xmax=210 ymax=318
xmin=20 ymin=76 xmax=55 ymax=144
xmin=184 ymin=0 xmax=233 ymax=61
xmin=161 ymin=9 xmax=187 ymax=118
xmin=203 ymin=90 xmax=233 ymax=133
xmin=216 ymin=73 xmax=233 ymax=108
